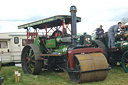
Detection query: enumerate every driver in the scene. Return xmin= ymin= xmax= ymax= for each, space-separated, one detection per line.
xmin=96 ymin=25 xmax=104 ymax=35
xmin=96 ymin=25 xmax=104 ymax=39
xmin=51 ymin=28 xmax=62 ymax=38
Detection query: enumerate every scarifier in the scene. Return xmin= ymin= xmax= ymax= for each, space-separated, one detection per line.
xmin=18 ymin=6 xmax=110 ymax=83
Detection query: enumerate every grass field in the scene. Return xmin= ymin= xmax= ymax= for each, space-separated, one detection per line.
xmin=0 ymin=66 xmax=128 ymax=85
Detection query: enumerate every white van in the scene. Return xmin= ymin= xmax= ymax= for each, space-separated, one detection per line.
xmin=0 ymin=32 xmax=27 ymax=63
xmin=0 ymin=32 xmax=52 ymax=64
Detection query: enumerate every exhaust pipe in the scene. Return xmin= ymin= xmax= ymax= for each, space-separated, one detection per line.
xmin=70 ymin=5 xmax=77 ymax=46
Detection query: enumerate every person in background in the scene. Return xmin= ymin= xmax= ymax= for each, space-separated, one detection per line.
xmin=96 ymin=25 xmax=104 ymax=35
xmin=96 ymin=25 xmax=104 ymax=39
xmin=108 ymin=22 xmax=122 ymax=48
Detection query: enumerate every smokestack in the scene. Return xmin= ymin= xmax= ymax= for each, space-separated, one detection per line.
xmin=70 ymin=5 xmax=77 ymax=46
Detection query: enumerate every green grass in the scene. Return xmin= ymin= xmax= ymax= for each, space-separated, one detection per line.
xmin=0 ymin=66 xmax=128 ymax=85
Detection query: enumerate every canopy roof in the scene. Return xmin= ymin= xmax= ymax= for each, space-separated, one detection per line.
xmin=18 ymin=15 xmax=81 ymax=29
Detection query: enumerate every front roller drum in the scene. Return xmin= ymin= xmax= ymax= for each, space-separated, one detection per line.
xmin=68 ymin=53 xmax=109 ymax=83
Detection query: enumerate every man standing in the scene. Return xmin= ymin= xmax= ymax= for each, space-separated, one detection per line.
xmin=108 ymin=22 xmax=122 ymax=48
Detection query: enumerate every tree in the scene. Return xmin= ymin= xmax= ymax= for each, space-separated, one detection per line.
xmin=121 ymin=17 xmax=128 ymax=25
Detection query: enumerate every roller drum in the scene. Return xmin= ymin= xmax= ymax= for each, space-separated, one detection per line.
xmin=68 ymin=53 xmax=109 ymax=83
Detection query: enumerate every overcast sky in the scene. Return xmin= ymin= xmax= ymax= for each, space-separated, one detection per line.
xmin=0 ymin=0 xmax=128 ymax=34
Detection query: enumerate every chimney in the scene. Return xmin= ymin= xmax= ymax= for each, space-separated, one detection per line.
xmin=70 ymin=5 xmax=77 ymax=46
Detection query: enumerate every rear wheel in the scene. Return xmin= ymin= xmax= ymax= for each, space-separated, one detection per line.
xmin=92 ymin=40 xmax=117 ymax=65
xmin=122 ymin=51 xmax=128 ymax=73
xmin=92 ymin=40 xmax=108 ymax=59
xmin=21 ymin=44 xmax=43 ymax=75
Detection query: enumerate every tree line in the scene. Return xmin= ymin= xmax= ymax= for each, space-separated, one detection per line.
xmin=121 ymin=17 xmax=128 ymax=25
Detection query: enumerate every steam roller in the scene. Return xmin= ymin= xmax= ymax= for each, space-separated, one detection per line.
xmin=19 ymin=5 xmax=110 ymax=84
xmin=67 ymin=6 xmax=109 ymax=83
xmin=68 ymin=52 xmax=109 ymax=83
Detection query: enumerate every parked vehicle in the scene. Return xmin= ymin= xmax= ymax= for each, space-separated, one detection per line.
xmin=0 ymin=32 xmax=27 ymax=63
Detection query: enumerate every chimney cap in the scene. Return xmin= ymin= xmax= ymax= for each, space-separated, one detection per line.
xmin=70 ymin=5 xmax=77 ymax=12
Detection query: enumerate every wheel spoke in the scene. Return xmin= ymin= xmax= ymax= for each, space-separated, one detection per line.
xmin=26 ymin=61 xmax=29 ymax=64
xmin=27 ymin=63 xmax=33 ymax=72
xmin=127 ymin=65 xmax=128 ymax=67
xmin=27 ymin=64 xmax=31 ymax=69
xmin=31 ymin=54 xmax=35 ymax=60
xmin=28 ymin=49 xmax=32 ymax=56
xmin=125 ymin=55 xmax=128 ymax=68
xmin=125 ymin=56 xmax=128 ymax=66
xmin=125 ymin=58 xmax=128 ymax=62
xmin=32 ymin=60 xmax=35 ymax=63
xmin=31 ymin=64 xmax=34 ymax=68
xmin=26 ymin=48 xmax=35 ymax=73
xmin=31 ymin=54 xmax=35 ymax=58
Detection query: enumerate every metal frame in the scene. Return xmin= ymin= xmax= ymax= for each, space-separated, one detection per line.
xmin=27 ymin=28 xmax=38 ymax=44
xmin=66 ymin=67 xmax=111 ymax=73
xmin=62 ymin=20 xmax=71 ymax=37
xmin=26 ymin=20 xmax=72 ymax=44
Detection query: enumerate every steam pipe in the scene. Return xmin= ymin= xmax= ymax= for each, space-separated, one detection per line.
xmin=70 ymin=5 xmax=77 ymax=46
